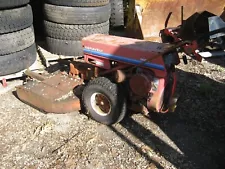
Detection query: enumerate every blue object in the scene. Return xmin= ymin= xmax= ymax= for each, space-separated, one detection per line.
xmin=83 ymin=48 xmax=165 ymax=71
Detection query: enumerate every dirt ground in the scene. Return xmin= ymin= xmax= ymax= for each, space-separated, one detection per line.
xmin=0 ymin=48 xmax=225 ymax=168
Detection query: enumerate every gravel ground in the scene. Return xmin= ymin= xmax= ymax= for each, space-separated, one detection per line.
xmin=0 ymin=53 xmax=225 ymax=169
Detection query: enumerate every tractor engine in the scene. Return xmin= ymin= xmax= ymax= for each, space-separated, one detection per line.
xmin=129 ymin=70 xmax=153 ymax=98
xmin=129 ymin=68 xmax=174 ymax=113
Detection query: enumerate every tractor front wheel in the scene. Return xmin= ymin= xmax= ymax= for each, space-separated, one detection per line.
xmin=82 ymin=77 xmax=127 ymax=125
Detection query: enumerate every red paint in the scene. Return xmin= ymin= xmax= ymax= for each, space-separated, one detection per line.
xmin=84 ymin=55 xmax=111 ymax=69
xmin=2 ymin=78 xmax=7 ymax=87
xmin=161 ymin=28 xmax=202 ymax=62
xmin=163 ymin=28 xmax=181 ymax=42
xmin=183 ymin=41 xmax=202 ymax=62
xmin=82 ymin=34 xmax=168 ymax=77
xmin=171 ymin=72 xmax=177 ymax=98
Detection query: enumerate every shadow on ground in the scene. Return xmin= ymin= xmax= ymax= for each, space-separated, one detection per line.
xmin=204 ymin=56 xmax=225 ymax=68
xmin=99 ymin=33 xmax=225 ymax=169
xmin=110 ymin=68 xmax=225 ymax=169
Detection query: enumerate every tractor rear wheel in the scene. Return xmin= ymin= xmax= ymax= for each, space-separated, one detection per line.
xmin=82 ymin=77 xmax=127 ymax=125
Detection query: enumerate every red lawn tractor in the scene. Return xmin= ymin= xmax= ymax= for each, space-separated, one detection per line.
xmin=16 ymin=9 xmax=225 ymax=125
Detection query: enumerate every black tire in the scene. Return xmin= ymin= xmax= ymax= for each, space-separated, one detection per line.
xmin=44 ymin=20 xmax=109 ymax=40
xmin=45 ymin=37 xmax=83 ymax=56
xmin=110 ymin=0 xmax=124 ymax=27
xmin=0 ymin=0 xmax=29 ymax=9
xmin=0 ymin=26 xmax=35 ymax=56
xmin=0 ymin=44 xmax=36 ymax=76
xmin=0 ymin=5 xmax=33 ymax=34
xmin=44 ymin=3 xmax=111 ymax=24
xmin=82 ymin=77 xmax=127 ymax=125
xmin=46 ymin=0 xmax=109 ymax=7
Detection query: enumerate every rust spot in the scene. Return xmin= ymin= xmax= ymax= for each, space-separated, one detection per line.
xmin=16 ymin=73 xmax=83 ymax=114
xmin=127 ymin=0 xmax=225 ymax=40
xmin=69 ymin=61 xmax=96 ymax=80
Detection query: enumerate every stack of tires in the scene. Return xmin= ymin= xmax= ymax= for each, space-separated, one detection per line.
xmin=43 ymin=0 xmax=111 ymax=57
xmin=110 ymin=0 xmax=124 ymax=27
xmin=0 ymin=0 xmax=36 ymax=76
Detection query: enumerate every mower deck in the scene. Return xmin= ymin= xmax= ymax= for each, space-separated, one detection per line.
xmin=16 ymin=72 xmax=83 ymax=114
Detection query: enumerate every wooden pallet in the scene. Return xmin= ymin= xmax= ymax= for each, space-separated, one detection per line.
xmin=37 ymin=45 xmax=81 ymax=67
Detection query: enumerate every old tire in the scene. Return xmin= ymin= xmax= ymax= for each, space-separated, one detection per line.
xmin=0 ymin=44 xmax=36 ymax=76
xmin=46 ymin=37 xmax=83 ymax=56
xmin=44 ymin=20 xmax=109 ymax=40
xmin=82 ymin=77 xmax=127 ymax=125
xmin=110 ymin=0 xmax=124 ymax=27
xmin=46 ymin=0 xmax=109 ymax=7
xmin=0 ymin=26 xmax=35 ymax=56
xmin=0 ymin=5 xmax=33 ymax=34
xmin=0 ymin=0 xmax=29 ymax=9
xmin=44 ymin=3 xmax=111 ymax=24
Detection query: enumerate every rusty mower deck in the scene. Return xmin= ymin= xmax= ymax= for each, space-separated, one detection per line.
xmin=16 ymin=71 xmax=83 ymax=114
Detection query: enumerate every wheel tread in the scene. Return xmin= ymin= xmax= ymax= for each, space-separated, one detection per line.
xmin=44 ymin=20 xmax=109 ymax=40
xmin=110 ymin=0 xmax=124 ymax=26
xmin=82 ymin=77 xmax=127 ymax=125
xmin=46 ymin=37 xmax=83 ymax=56
xmin=0 ymin=44 xmax=36 ymax=76
xmin=0 ymin=0 xmax=29 ymax=9
xmin=44 ymin=3 xmax=111 ymax=25
xmin=0 ymin=27 xmax=35 ymax=56
xmin=0 ymin=5 xmax=33 ymax=34
xmin=46 ymin=0 xmax=109 ymax=7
